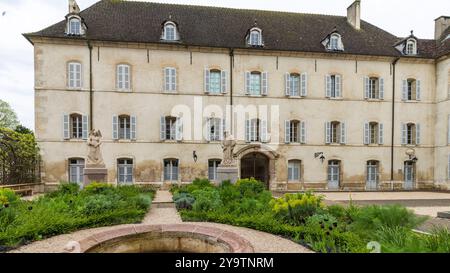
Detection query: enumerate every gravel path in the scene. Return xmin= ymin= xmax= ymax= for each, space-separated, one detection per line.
xmin=9 ymin=191 xmax=311 ymax=253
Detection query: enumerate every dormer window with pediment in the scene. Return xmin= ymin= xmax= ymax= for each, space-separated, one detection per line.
xmin=246 ymin=27 xmax=263 ymax=47
xmin=65 ymin=1 xmax=86 ymax=36
xmin=322 ymin=31 xmax=344 ymax=52
xmin=395 ymin=31 xmax=418 ymax=56
xmin=162 ymin=21 xmax=179 ymax=41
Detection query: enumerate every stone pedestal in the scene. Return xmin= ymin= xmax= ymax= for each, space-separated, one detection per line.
xmin=83 ymin=167 xmax=108 ymax=187
xmin=437 ymin=211 xmax=450 ymax=219
xmin=217 ymin=165 xmax=239 ymax=184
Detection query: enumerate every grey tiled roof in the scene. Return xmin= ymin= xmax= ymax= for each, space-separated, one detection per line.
xmin=25 ymin=0 xmax=446 ymax=59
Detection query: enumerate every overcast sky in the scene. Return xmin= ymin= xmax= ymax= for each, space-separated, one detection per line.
xmin=0 ymin=0 xmax=449 ymax=130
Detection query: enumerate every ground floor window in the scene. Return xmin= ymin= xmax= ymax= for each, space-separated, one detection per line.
xmin=208 ymin=159 xmax=222 ymax=181
xmin=328 ymin=160 xmax=340 ymax=189
xmin=117 ymin=158 xmax=133 ymax=184
xmin=404 ymin=161 xmax=415 ymax=190
xmin=164 ymin=159 xmax=179 ymax=181
xmin=366 ymin=161 xmax=379 ymax=189
xmin=69 ymin=158 xmax=84 ymax=184
xmin=288 ymin=160 xmax=301 ymax=182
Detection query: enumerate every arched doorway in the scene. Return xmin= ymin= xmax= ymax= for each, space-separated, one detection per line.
xmin=240 ymin=152 xmax=269 ymax=188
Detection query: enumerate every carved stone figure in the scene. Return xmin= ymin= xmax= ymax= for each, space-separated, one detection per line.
xmin=221 ymin=132 xmax=236 ymax=166
xmin=87 ymin=129 xmax=104 ymax=167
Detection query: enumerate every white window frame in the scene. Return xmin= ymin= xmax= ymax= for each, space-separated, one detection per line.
xmin=117 ymin=64 xmax=131 ymax=91
xmin=164 ymin=67 xmax=177 ymax=92
xmin=288 ymin=160 xmax=301 ymax=182
xmin=366 ymin=161 xmax=379 ymax=188
xmin=163 ymin=22 xmax=178 ymax=41
xmin=69 ymin=158 xmax=85 ymax=184
xmin=164 ymin=159 xmax=179 ymax=181
xmin=68 ymin=18 xmax=81 ymax=35
xmin=405 ymin=39 xmax=417 ymax=55
xmin=249 ymin=72 xmax=262 ymax=95
xmin=71 ymin=114 xmax=83 ymax=139
xmin=248 ymin=28 xmax=262 ymax=46
xmin=117 ymin=159 xmax=133 ymax=184
xmin=118 ymin=115 xmax=131 ymax=140
xmin=68 ymin=62 xmax=82 ymax=89
xmin=208 ymin=159 xmax=221 ymax=181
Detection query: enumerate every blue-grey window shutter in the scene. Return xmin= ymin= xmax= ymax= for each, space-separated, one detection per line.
xmin=82 ymin=115 xmax=89 ymax=140
xmin=63 ymin=114 xmax=70 ymax=140
xmin=131 ymin=116 xmax=137 ymax=140
xmin=112 ymin=115 xmax=118 ymax=140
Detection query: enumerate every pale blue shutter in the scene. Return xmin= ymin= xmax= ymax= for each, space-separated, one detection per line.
xmin=63 ymin=114 xmax=70 ymax=139
xmin=402 ymin=80 xmax=408 ymax=101
xmin=335 ymin=75 xmax=342 ymax=97
xmin=340 ymin=122 xmax=346 ymax=144
xmin=172 ymin=68 xmax=177 ymax=92
xmin=379 ymin=78 xmax=384 ymax=99
xmin=262 ymin=72 xmax=268 ymax=95
xmin=131 ymin=116 xmax=136 ymax=140
xmin=415 ymin=123 xmax=421 ymax=145
xmin=300 ymin=121 xmax=306 ymax=144
xmin=124 ymin=65 xmax=130 ymax=90
xmin=204 ymin=68 xmax=210 ymax=93
xmin=117 ymin=65 xmax=123 ymax=89
xmin=176 ymin=117 xmax=182 ymax=141
xmin=325 ymin=122 xmax=331 ymax=144
xmin=416 ymin=79 xmax=421 ymax=101
xmin=379 ymin=123 xmax=384 ymax=145
xmin=301 ymin=72 xmax=307 ymax=97
xmin=160 ymin=116 xmax=166 ymax=141
xmin=68 ymin=63 xmax=74 ymax=88
xmin=245 ymin=119 xmax=250 ymax=142
xmin=401 ymin=123 xmax=407 ymax=145
xmin=285 ymin=73 xmax=291 ymax=96
xmin=164 ymin=68 xmax=170 ymax=91
xmin=221 ymin=71 xmax=227 ymax=94
xmin=261 ymin=120 xmax=268 ymax=143
xmin=364 ymin=77 xmax=370 ymax=99
xmin=205 ymin=118 xmax=211 ymax=142
xmin=82 ymin=115 xmax=89 ymax=140
xmin=325 ymin=75 xmax=331 ymax=97
xmin=285 ymin=120 xmax=291 ymax=143
xmin=245 ymin=72 xmax=251 ymax=95
xmin=75 ymin=63 xmax=82 ymax=88
xmin=112 ymin=115 xmax=118 ymax=140
xmin=364 ymin=122 xmax=369 ymax=145
xmin=220 ymin=118 xmax=225 ymax=140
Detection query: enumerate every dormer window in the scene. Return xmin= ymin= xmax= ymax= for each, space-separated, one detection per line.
xmin=162 ymin=21 xmax=178 ymax=41
xmin=405 ymin=39 xmax=417 ymax=55
xmin=69 ymin=18 xmax=81 ymax=35
xmin=322 ymin=32 xmax=344 ymax=51
xmin=247 ymin=28 xmax=263 ymax=47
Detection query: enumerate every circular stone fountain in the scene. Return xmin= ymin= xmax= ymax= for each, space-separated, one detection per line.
xmin=69 ymin=224 xmax=254 ymax=253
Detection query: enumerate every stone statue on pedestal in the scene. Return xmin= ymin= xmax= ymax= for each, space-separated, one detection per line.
xmin=217 ymin=132 xmax=239 ymax=184
xmin=87 ymin=129 xmax=104 ymax=168
xmin=221 ymin=132 xmax=236 ymax=166
xmin=84 ymin=129 xmax=108 ymax=186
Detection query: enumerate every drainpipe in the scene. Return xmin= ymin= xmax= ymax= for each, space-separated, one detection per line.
xmin=229 ymin=48 xmax=234 ymax=135
xmin=87 ymin=41 xmax=93 ymax=129
xmin=390 ymin=57 xmax=400 ymax=188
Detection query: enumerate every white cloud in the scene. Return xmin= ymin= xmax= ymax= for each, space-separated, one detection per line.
xmin=0 ymin=0 xmax=448 ymax=130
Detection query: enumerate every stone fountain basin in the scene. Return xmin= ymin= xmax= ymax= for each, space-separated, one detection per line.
xmin=73 ymin=224 xmax=255 ymax=253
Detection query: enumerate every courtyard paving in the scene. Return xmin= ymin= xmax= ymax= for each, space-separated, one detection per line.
xmin=9 ymin=191 xmax=312 ymax=253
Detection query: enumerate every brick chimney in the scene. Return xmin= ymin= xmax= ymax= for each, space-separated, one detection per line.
xmin=347 ymin=0 xmax=361 ymax=30
xmin=435 ymin=16 xmax=450 ymax=40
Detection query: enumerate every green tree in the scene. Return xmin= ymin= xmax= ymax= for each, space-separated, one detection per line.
xmin=0 ymin=100 xmax=19 ymax=129
xmin=15 ymin=125 xmax=33 ymax=135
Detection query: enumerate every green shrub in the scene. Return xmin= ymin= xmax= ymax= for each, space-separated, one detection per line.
xmin=236 ymin=178 xmax=265 ymax=198
xmin=173 ymin=192 xmax=195 ymax=210
xmin=47 ymin=183 xmax=80 ymax=198
xmin=192 ymin=189 xmax=222 ymax=212
xmin=82 ymin=182 xmax=114 ymax=195
xmin=270 ymin=192 xmax=324 ymax=225
xmin=81 ymin=194 xmax=121 ymax=215
xmin=0 ymin=188 xmax=19 ymax=206
xmin=424 ymin=227 xmax=450 ymax=253
xmin=349 ymin=205 xmax=427 ymax=237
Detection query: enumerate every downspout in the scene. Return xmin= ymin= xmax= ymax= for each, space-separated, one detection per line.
xmin=87 ymin=40 xmax=93 ymax=129
xmin=390 ymin=57 xmax=400 ymax=187
xmin=229 ymin=48 xmax=234 ymax=135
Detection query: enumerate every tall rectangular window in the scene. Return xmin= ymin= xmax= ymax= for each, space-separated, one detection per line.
xmin=164 ymin=67 xmax=177 ymax=92
xmin=118 ymin=159 xmax=133 ymax=184
xmin=119 ymin=115 xmax=131 ymax=140
xmin=209 ymin=71 xmax=221 ymax=94
xmin=368 ymin=77 xmax=379 ymax=99
xmin=69 ymin=159 xmax=84 ymax=184
xmin=249 ymin=72 xmax=261 ymax=95
xmin=164 ymin=159 xmax=179 ymax=181
xmin=68 ymin=62 xmax=82 ymax=89
xmin=71 ymin=114 xmax=83 ymax=139
xmin=208 ymin=160 xmax=221 ymax=181
xmin=117 ymin=64 xmax=131 ymax=90
xmin=288 ymin=160 xmax=301 ymax=182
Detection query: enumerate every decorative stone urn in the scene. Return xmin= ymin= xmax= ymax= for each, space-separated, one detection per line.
xmin=83 ymin=129 xmax=108 ymax=186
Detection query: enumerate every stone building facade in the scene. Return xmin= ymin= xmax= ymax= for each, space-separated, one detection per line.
xmin=24 ymin=0 xmax=450 ymax=191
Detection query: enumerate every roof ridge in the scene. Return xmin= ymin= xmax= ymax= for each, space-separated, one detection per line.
xmin=104 ymin=0 xmax=347 ymax=19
